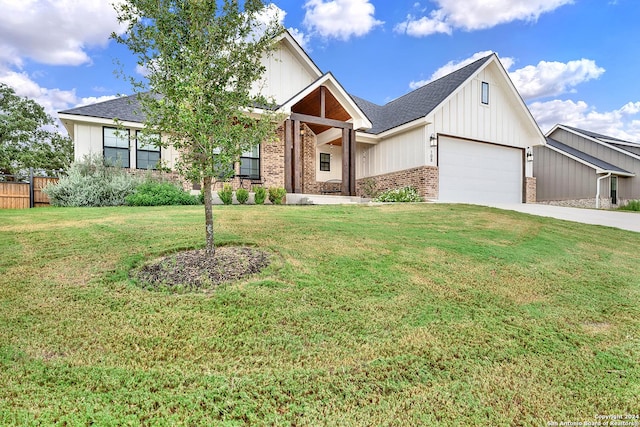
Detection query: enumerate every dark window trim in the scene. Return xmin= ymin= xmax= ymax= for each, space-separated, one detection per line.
xmin=135 ymin=130 xmax=161 ymax=170
xmin=239 ymin=144 xmax=261 ymax=180
xmin=103 ymin=126 xmax=130 ymax=168
xmin=481 ymin=81 xmax=489 ymax=105
xmin=320 ymin=152 xmax=330 ymax=171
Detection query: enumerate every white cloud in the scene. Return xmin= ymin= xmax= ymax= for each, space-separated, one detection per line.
xmin=395 ymin=0 xmax=573 ymax=36
xmin=0 ymin=68 xmax=118 ymax=120
xmin=409 ymin=51 xmax=515 ymax=89
xmin=0 ymin=0 xmax=125 ymax=67
xmin=406 ymin=51 xmax=640 ymax=142
xmin=0 ymin=69 xmax=76 ymax=116
xmin=529 ymin=99 xmax=640 ymax=142
xmin=288 ymin=27 xmax=312 ymax=51
xmin=303 ymin=0 xmax=384 ymax=40
xmin=0 ymin=0 xmax=125 ymax=130
xmin=510 ymin=59 xmax=605 ymax=100
xmin=394 ymin=14 xmax=452 ymax=37
xmin=253 ymin=4 xmax=310 ymax=50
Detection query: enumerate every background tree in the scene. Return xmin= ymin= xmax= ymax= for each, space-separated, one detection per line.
xmin=0 ymin=83 xmax=73 ymax=179
xmin=112 ymin=0 xmax=284 ymax=255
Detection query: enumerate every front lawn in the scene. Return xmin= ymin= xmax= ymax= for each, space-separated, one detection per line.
xmin=0 ymin=204 xmax=638 ymax=425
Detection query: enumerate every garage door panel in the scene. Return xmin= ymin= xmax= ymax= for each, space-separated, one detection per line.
xmin=439 ymin=137 xmax=523 ymax=204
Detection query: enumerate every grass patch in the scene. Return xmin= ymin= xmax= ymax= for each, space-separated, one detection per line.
xmin=0 ymin=204 xmax=639 ymax=424
xmin=619 ymin=200 xmax=640 ymax=211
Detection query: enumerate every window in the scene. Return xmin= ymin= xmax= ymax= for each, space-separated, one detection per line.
xmin=103 ymin=127 xmax=130 ymax=167
xmin=212 ymin=148 xmax=235 ymax=179
xmin=611 ymin=176 xmax=618 ymax=205
xmin=136 ymin=131 xmax=161 ymax=169
xmin=481 ymin=81 xmax=489 ymax=105
xmin=320 ymin=153 xmax=330 ymax=171
xmin=239 ymin=145 xmax=260 ymax=179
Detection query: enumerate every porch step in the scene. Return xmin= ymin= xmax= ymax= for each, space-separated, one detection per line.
xmin=286 ymin=193 xmax=367 ymax=205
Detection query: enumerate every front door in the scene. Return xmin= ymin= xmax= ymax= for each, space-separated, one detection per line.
xmin=611 ymin=176 xmax=618 ymax=205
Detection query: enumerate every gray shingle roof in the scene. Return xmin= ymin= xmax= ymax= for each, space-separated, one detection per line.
xmin=562 ymin=125 xmax=634 ymax=144
xmin=60 ymin=54 xmax=494 ymax=135
xmin=60 ymin=94 xmax=146 ymax=123
xmin=546 ymin=137 xmax=632 ymax=174
xmin=352 ymin=54 xmax=494 ymax=134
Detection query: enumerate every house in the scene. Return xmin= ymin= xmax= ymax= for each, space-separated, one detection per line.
xmin=534 ymin=125 xmax=640 ymax=208
xmin=59 ymin=31 xmax=546 ymax=204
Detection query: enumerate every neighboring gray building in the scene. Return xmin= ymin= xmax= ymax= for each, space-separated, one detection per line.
xmin=534 ymin=125 xmax=639 ymax=208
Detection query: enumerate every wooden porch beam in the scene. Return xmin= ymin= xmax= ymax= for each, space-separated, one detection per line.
xmin=290 ymin=112 xmax=353 ymax=130
xmin=284 ymin=119 xmax=292 ymax=193
xmin=350 ymin=128 xmax=356 ymax=196
xmin=342 ymin=128 xmax=350 ymax=196
xmin=293 ymin=120 xmax=302 ymax=194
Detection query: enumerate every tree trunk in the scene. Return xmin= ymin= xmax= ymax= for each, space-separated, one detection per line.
xmin=203 ymin=176 xmax=215 ymax=256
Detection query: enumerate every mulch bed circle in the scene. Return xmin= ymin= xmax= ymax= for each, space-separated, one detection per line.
xmin=134 ymin=246 xmax=270 ymax=291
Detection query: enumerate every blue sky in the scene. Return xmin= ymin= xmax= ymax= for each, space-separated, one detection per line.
xmin=1 ymin=0 xmax=639 ymax=140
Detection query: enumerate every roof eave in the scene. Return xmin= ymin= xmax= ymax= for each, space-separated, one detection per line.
xmin=58 ymin=112 xmax=144 ymax=129
xmin=553 ymin=125 xmax=640 ymax=161
xmin=276 ymin=30 xmax=323 ymax=80
xmin=279 ymin=72 xmax=372 ymax=131
xmin=545 ymin=143 xmax=632 ymax=175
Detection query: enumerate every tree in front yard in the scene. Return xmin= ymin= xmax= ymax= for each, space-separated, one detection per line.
xmin=0 ymin=83 xmax=73 ymax=179
xmin=112 ymin=0 xmax=284 ymax=254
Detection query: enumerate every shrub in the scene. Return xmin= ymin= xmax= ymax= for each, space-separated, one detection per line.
xmin=373 ymin=186 xmax=423 ymax=203
xmin=43 ymin=154 xmax=141 ymax=207
xmin=268 ymin=187 xmax=287 ymax=205
xmin=236 ymin=188 xmax=249 ymax=204
xmin=218 ymin=183 xmax=234 ymax=205
xmin=619 ymin=200 xmax=640 ymax=211
xmin=253 ymin=186 xmax=266 ymax=205
xmin=125 ymin=181 xmax=199 ymax=206
xmin=360 ymin=178 xmax=378 ymax=199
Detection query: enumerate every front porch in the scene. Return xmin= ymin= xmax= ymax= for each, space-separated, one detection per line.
xmin=279 ymin=74 xmax=372 ymax=197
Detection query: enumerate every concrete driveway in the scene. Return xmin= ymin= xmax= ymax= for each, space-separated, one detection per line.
xmin=484 ymin=203 xmax=640 ymax=233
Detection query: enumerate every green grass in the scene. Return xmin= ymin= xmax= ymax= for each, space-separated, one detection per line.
xmin=1 ymin=204 xmax=639 ymax=425
xmin=619 ymin=200 xmax=640 ymax=211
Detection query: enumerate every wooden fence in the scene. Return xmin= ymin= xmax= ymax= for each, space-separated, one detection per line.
xmin=0 ymin=173 xmax=59 ymax=209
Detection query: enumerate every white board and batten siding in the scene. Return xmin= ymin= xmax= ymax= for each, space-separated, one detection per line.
xmin=254 ymin=43 xmax=319 ymax=106
xmin=357 ymin=127 xmax=427 ymax=179
xmin=430 ymin=62 xmax=540 ymax=152
xmin=316 ymin=147 xmax=343 ymax=181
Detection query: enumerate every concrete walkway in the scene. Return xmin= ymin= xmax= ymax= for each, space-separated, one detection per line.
xmin=484 ymin=203 xmax=640 ymax=233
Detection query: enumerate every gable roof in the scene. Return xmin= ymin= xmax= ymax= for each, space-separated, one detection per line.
xmin=352 ymin=54 xmax=493 ymax=135
xmin=550 ymin=124 xmax=640 ymax=161
xmin=561 ymin=125 xmax=634 ymax=144
xmin=279 ymin=72 xmax=372 ymax=131
xmin=275 ymin=30 xmax=322 ymax=80
xmin=59 ymin=49 xmax=543 ymax=146
xmin=545 ymin=137 xmax=634 ymax=176
xmin=59 ymin=94 xmax=145 ymax=123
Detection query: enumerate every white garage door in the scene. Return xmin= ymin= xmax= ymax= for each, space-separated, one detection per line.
xmin=439 ymin=136 xmax=523 ymax=204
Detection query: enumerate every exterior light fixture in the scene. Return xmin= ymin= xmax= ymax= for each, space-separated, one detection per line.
xmin=429 ymin=133 xmax=438 ymax=147
xmin=526 ymin=147 xmax=534 ymax=162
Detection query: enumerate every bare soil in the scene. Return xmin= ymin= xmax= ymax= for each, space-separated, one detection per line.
xmin=133 ymin=246 xmax=270 ymax=291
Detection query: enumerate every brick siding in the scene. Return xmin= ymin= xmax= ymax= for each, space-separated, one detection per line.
xmin=525 ymin=177 xmax=536 ymax=203
xmin=356 ymin=166 xmax=439 ymax=199
xmin=261 ymin=125 xmax=286 ymax=189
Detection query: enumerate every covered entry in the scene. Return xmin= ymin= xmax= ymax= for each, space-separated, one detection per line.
xmin=438 ymin=135 xmax=524 ymax=203
xmin=280 ymin=73 xmax=371 ymax=196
